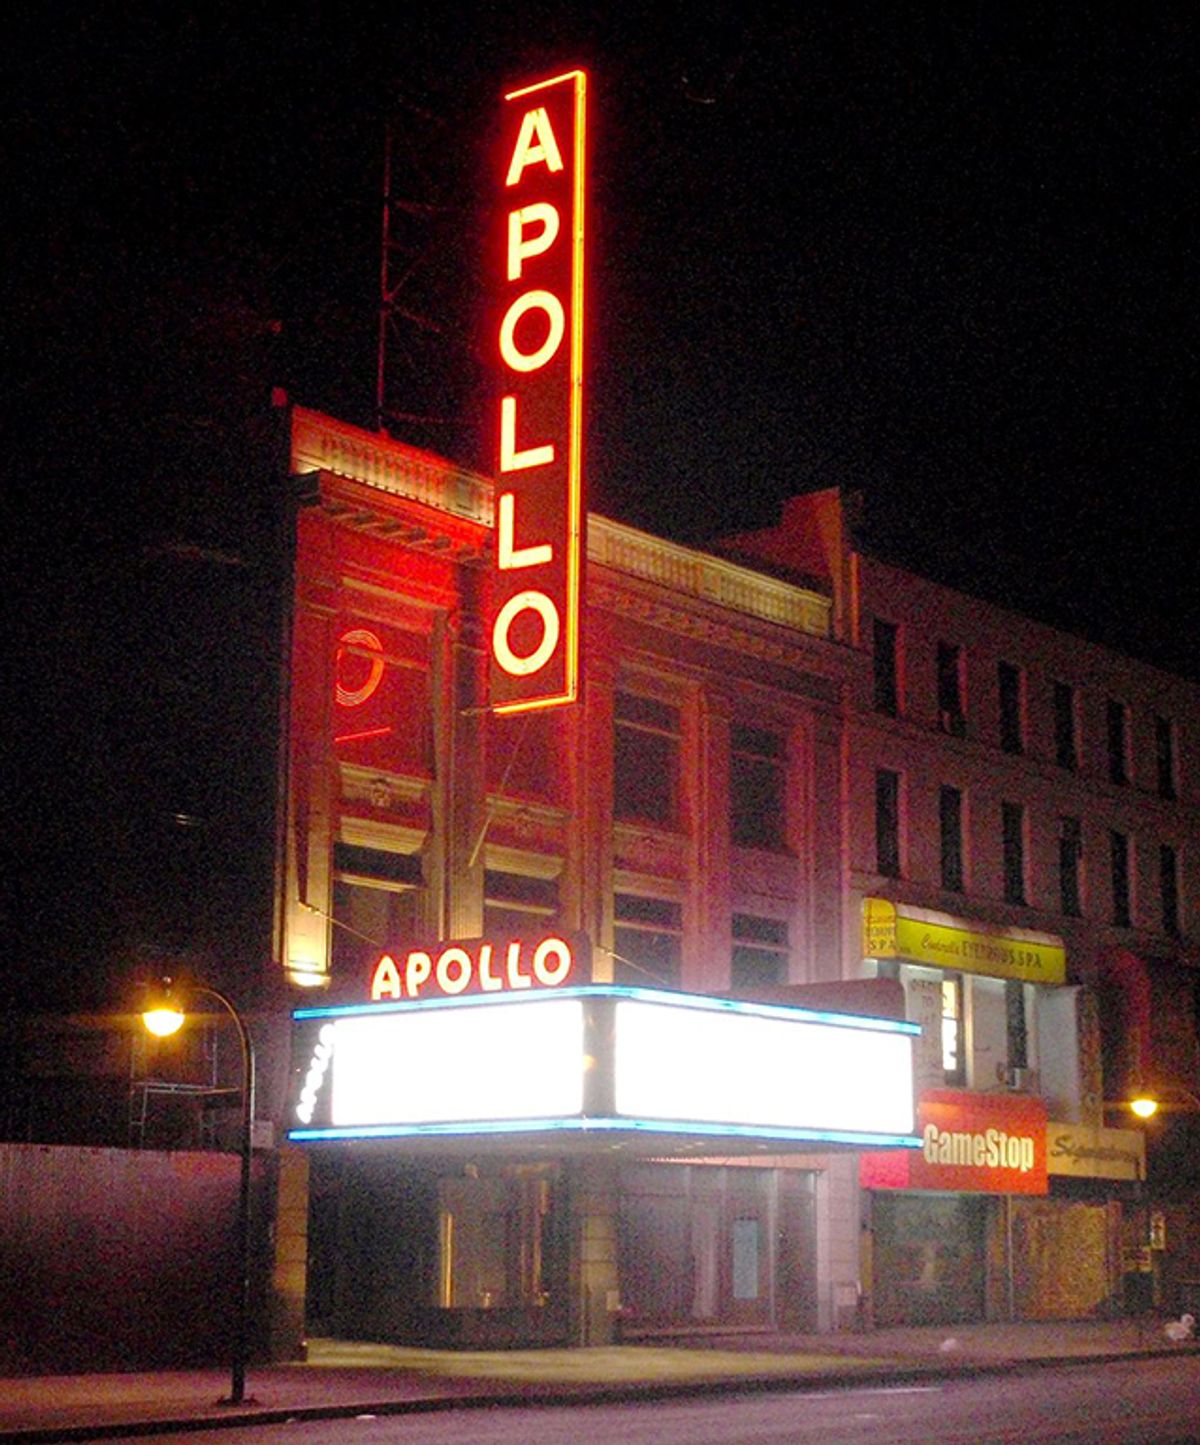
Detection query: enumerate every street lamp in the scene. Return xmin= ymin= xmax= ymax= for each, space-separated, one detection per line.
xmin=1119 ymin=1086 xmax=1200 ymax=1121
xmin=141 ymin=977 xmax=256 ymax=1406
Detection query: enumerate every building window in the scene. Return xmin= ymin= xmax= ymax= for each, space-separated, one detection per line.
xmin=1160 ymin=843 xmax=1181 ymax=937
xmin=873 ymin=618 xmax=899 ymax=716
xmin=483 ymin=870 xmax=559 ymax=938
xmin=1110 ymin=830 xmax=1132 ymax=928
xmin=730 ymin=724 xmax=787 ymax=851
xmin=1053 ymin=682 xmax=1078 ymax=771
xmin=332 ymin=843 xmax=423 ymax=985
xmin=1059 ymin=815 xmax=1083 ymax=918
xmin=613 ymin=894 xmax=682 ymax=988
xmin=614 ymin=692 xmax=680 ymax=827
xmin=1006 ymin=980 xmax=1029 ymax=1073
xmin=998 ymin=661 xmax=1024 ymax=755
xmin=1002 ymin=802 xmax=1027 ymax=905
xmin=1155 ymin=716 xmax=1177 ymax=800
xmin=939 ymin=785 xmax=965 ymax=893
xmin=937 ymin=642 xmax=966 ymax=735
xmin=730 ymin=914 xmax=789 ymax=989
xmin=875 ymin=769 xmax=902 ymax=878
xmin=1106 ymin=699 xmax=1129 ymax=785
xmin=942 ymin=975 xmax=965 ymax=1085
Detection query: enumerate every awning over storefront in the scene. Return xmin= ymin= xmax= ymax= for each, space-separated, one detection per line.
xmin=863 ymin=899 xmax=1066 ymax=985
xmin=1046 ymin=1120 xmax=1144 ymax=1182
xmin=287 ymin=985 xmax=922 ymax=1158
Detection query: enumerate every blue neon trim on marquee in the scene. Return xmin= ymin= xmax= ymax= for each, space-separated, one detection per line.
xmin=288 ymin=1115 xmax=924 ymax=1148
xmin=294 ymin=983 xmax=920 ymax=1036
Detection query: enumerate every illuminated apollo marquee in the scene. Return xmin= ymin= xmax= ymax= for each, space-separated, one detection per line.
xmin=369 ymin=933 xmax=583 ymax=1001
xmin=288 ymin=986 xmax=921 ymax=1153
xmin=490 ymin=69 xmax=587 ymax=714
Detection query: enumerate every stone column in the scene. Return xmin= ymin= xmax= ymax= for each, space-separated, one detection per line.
xmin=568 ymin=1157 xmax=622 ymax=1345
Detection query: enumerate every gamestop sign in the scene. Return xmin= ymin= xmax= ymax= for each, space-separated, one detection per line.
xmin=490 ymin=69 xmax=587 ymax=714
xmin=861 ymin=1089 xmax=1048 ymax=1195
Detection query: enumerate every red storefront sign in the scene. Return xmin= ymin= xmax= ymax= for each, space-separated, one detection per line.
xmin=490 ymin=69 xmax=587 ymax=714
xmin=861 ymin=1089 xmax=1048 ymax=1195
xmin=369 ymin=933 xmax=586 ymax=1002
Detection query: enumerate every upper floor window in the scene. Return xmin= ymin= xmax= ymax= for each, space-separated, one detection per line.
xmin=937 ymin=642 xmax=966 ymax=735
xmin=613 ymin=893 xmax=682 ymax=988
xmin=873 ymin=619 xmax=900 ymax=717
xmin=614 ymin=692 xmax=680 ymax=827
xmin=875 ymin=769 xmax=902 ymax=879
xmin=730 ymin=914 xmax=790 ymax=990
xmin=1155 ymin=715 xmax=1177 ymax=800
xmin=1059 ymin=815 xmax=1083 ymax=918
xmin=1002 ymin=801 xmax=1027 ymax=906
xmin=1006 ymin=979 xmax=1030 ymax=1072
xmin=332 ymin=843 xmax=423 ymax=986
xmin=1053 ymin=682 xmax=1079 ymax=771
xmin=1160 ymin=843 xmax=1181 ymax=937
xmin=484 ymin=869 xmax=559 ymax=938
xmin=998 ymin=661 xmax=1024 ymax=755
xmin=730 ymin=724 xmax=787 ymax=851
xmin=1106 ymin=699 xmax=1129 ymax=786
xmin=939 ymin=784 xmax=965 ymax=893
xmin=1110 ymin=830 xmax=1132 ymax=928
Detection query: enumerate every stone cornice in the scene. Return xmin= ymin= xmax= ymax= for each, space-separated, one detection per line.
xmin=293 ymin=407 xmax=493 ymax=525
xmin=292 ymin=409 xmax=834 ymax=642
xmin=588 ymin=516 xmax=831 ymax=640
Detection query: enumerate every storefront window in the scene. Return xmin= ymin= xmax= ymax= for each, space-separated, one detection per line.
xmin=942 ymin=975 xmax=964 ymax=1085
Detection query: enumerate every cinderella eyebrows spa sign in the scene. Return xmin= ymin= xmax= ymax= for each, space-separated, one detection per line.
xmin=288 ymin=983 xmax=921 ymax=1152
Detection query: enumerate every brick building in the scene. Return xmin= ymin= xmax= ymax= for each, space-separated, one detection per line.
xmin=268 ymin=409 xmax=1198 ymax=1348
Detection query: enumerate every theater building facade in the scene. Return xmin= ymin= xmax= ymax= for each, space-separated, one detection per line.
xmin=275 ymin=409 xmax=920 ymax=1347
xmin=271 ymin=409 xmax=1196 ymax=1348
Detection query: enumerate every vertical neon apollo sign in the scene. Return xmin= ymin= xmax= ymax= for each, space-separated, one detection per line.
xmin=490 ymin=70 xmax=586 ymax=714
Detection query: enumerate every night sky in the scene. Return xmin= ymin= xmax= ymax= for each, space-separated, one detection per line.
xmin=6 ymin=6 xmax=1196 ymax=1005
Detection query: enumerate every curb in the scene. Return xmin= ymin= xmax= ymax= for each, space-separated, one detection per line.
xmin=4 ymin=1346 xmax=1199 ymax=1444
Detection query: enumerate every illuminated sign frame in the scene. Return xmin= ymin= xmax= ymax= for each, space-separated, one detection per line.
xmin=860 ymin=1088 xmax=1049 ymax=1195
xmin=490 ymin=69 xmax=587 ymax=714
xmin=288 ymin=985 xmax=921 ymax=1152
xmin=369 ymin=932 xmax=585 ymax=1001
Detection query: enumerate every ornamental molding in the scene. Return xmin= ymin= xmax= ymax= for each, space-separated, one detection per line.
xmin=589 ymin=518 xmax=831 ymax=640
xmin=340 ymin=764 xmax=430 ymax=814
xmin=293 ymin=408 xmax=493 ymax=524
xmin=591 ymin=578 xmax=839 ymax=682
xmin=613 ymin=825 xmax=689 ymax=880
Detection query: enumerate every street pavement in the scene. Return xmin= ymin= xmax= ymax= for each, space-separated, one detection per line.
xmin=1 ymin=1319 xmax=1197 ymax=1443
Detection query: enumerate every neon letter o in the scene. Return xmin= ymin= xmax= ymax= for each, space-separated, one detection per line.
xmin=499 ymin=290 xmax=565 ymax=373
xmin=435 ymin=947 xmax=472 ymax=995
xmin=533 ymin=936 xmax=572 ymax=987
xmin=492 ymin=591 xmax=560 ymax=677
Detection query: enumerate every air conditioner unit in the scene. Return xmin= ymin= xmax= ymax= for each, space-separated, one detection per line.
xmin=1006 ymin=1065 xmax=1037 ymax=1092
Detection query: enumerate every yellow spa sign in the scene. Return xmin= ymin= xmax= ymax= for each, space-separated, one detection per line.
xmin=864 ymin=899 xmax=1065 ymax=985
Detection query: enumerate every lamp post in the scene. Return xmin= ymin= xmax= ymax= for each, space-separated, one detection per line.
xmin=142 ymin=978 xmax=256 ymax=1406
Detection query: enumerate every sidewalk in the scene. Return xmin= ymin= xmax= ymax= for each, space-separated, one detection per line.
xmin=2 ymin=1320 xmax=1197 ymax=1443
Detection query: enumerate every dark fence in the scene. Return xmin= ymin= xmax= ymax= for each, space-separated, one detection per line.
xmin=0 ymin=1143 xmax=266 ymax=1375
